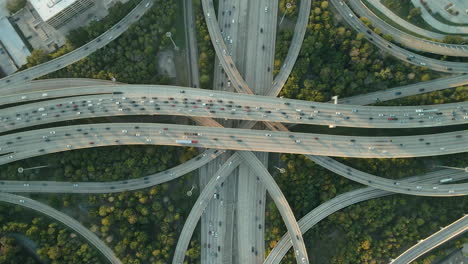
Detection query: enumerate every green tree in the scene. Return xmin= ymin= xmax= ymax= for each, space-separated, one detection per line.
xmin=6 ymin=0 xmax=26 ymax=14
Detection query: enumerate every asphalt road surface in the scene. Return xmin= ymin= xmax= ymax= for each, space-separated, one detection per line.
xmin=1 ymin=86 xmax=466 ymax=131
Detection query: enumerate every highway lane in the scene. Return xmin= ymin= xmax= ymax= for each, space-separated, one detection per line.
xmin=202 ymin=0 xmax=312 ymax=98
xmin=238 ymin=151 xmax=309 ymax=264
xmin=0 ymin=78 xmax=116 ymax=96
xmin=307 ymin=155 xmax=468 ymax=196
xmin=2 ymin=73 xmax=466 ymax=114
xmin=268 ymin=0 xmax=311 ymax=97
xmin=330 ymin=0 xmax=468 ymax=73
xmin=172 ymin=153 xmax=242 ymax=264
xmin=0 ymin=192 xmax=122 ymax=264
xmin=3 ymin=120 xmax=466 ymax=197
xmin=339 ymin=74 xmax=468 ymax=105
xmin=212 ymin=0 xmax=253 ymax=261
xmin=199 ymin=153 xmax=231 ymax=264
xmin=0 ymin=123 xmax=466 ymax=161
xmin=200 ymin=0 xmax=253 ymax=94
xmin=184 ymin=0 xmax=200 ymax=89
xmin=0 ymin=149 xmax=222 ymax=193
xmin=236 ymin=0 xmax=278 ymax=262
xmin=1 ymin=86 xmax=466 ymax=131
xmin=211 ymin=1 xmax=288 ymax=261
xmin=347 ymin=0 xmax=468 ymax=57
xmin=363 ymin=0 xmax=447 ymax=40
xmin=0 ymin=0 xmax=154 ymax=89
xmin=259 ymin=120 xmax=468 ymax=197
xmin=390 ymin=215 xmax=468 ymax=264
xmin=264 ymin=169 xmax=468 ymax=264
xmin=237 ymin=152 xmax=268 ymax=264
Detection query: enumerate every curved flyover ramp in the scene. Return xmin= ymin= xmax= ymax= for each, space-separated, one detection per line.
xmin=264 ymin=169 xmax=468 ymax=264
xmin=390 ymin=215 xmax=468 ymax=264
xmin=0 ymin=192 xmax=122 ymax=264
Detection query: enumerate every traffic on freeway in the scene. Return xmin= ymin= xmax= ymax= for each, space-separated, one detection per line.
xmin=1 ymin=86 xmax=466 ymax=131
xmin=0 ymin=123 xmax=466 ymax=163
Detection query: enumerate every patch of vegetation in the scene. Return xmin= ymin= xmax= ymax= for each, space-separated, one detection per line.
xmin=6 ymin=0 xmax=26 ymax=14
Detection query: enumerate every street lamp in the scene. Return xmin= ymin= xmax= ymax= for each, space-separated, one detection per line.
xmin=436 ymin=165 xmax=468 ymax=172
xmin=165 ymin=32 xmax=179 ymax=51
xmin=274 ymin=166 xmax=286 ymax=174
xmin=279 ymin=3 xmax=292 ymax=25
xmin=18 ymin=165 xmax=48 ymax=173
xmin=186 ymin=184 xmax=196 ymax=196
xmin=329 ymin=95 xmax=338 ymax=128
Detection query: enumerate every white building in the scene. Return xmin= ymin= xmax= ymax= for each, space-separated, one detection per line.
xmin=29 ymin=0 xmax=94 ymax=29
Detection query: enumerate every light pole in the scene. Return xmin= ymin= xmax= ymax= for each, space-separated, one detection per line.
xmin=329 ymin=95 xmax=338 ymax=128
xmin=186 ymin=184 xmax=196 ymax=196
xmin=165 ymin=32 xmax=179 ymax=51
xmin=18 ymin=165 xmax=48 ymax=173
xmin=436 ymin=165 xmax=468 ymax=172
xmin=274 ymin=166 xmax=286 ymax=174
xmin=279 ymin=3 xmax=292 ymax=25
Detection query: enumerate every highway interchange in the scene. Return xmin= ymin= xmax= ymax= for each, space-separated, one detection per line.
xmin=345 ymin=0 xmax=468 ymax=57
xmin=330 ymin=0 xmax=468 ymax=73
xmin=0 ymin=0 xmax=466 ymax=263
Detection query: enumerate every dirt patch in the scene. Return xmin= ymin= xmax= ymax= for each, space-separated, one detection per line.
xmin=156 ymin=49 xmax=176 ymax=78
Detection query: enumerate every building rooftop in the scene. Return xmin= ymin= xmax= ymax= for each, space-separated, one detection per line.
xmin=0 ymin=16 xmax=30 ymax=69
xmin=29 ymin=0 xmax=78 ymax=22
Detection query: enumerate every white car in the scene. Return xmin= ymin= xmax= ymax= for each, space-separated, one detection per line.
xmin=73 ymin=184 xmax=79 ymax=187
xmin=19 ymin=199 xmax=25 ymax=203
xmin=145 ymin=2 xmax=150 ymax=8
xmin=265 ymin=6 xmax=268 ymax=12
xmin=23 ymin=183 xmax=29 ymax=187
